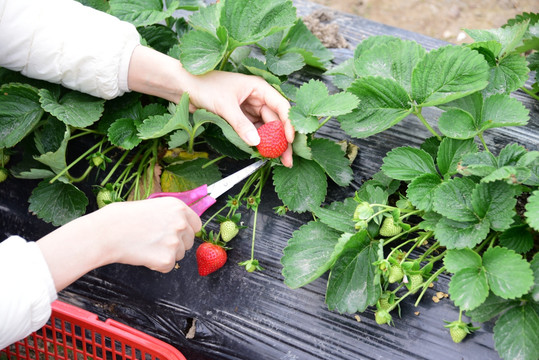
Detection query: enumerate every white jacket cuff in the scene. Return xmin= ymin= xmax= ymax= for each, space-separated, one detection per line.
xmin=0 ymin=236 xmax=57 ymax=349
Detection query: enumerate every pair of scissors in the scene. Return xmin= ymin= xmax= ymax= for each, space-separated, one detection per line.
xmin=147 ymin=159 xmax=267 ymax=216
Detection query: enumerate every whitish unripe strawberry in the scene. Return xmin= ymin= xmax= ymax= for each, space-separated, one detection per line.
xmin=379 ymin=217 xmax=402 ymax=237
xmin=388 ymin=265 xmax=404 ymax=283
xmin=97 ymin=188 xmax=113 ymax=208
xmin=220 ymin=220 xmax=239 ymax=242
xmin=375 ymin=309 xmax=392 ymax=325
xmin=409 ymin=274 xmax=424 ymax=293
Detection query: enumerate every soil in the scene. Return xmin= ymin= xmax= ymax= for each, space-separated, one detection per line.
xmin=308 ymin=0 xmax=539 ymax=45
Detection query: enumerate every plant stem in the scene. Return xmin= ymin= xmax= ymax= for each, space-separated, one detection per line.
xmin=478 ymin=133 xmax=490 ymax=153
xmin=70 ymin=166 xmax=93 ymax=183
xmin=49 ymin=140 xmax=103 ymax=184
xmin=415 ymin=110 xmax=442 ymax=141
xmin=316 ymin=116 xmax=332 ymax=131
xmin=520 ymin=86 xmax=539 ymax=101
xmin=100 ymin=149 xmax=131 ymax=187
xmin=202 ymin=155 xmax=226 ymax=169
xmin=383 ymin=225 xmax=421 ymax=247
xmin=414 ymin=266 xmax=446 ymax=307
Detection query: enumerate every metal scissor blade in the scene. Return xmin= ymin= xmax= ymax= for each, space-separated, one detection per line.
xmin=206 ymin=160 xmax=267 ymax=200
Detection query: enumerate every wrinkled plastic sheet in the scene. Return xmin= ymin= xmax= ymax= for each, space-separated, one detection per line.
xmin=2 ymin=1 xmax=538 ymax=359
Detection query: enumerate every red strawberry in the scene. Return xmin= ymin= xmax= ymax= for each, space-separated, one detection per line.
xmin=256 ymin=121 xmax=288 ymax=159
xmin=196 ymin=242 xmax=227 ymax=276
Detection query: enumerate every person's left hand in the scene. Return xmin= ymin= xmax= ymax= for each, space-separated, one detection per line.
xmin=185 ymin=70 xmax=295 ymax=167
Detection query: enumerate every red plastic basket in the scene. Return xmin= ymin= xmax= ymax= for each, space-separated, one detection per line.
xmin=0 ymin=300 xmax=186 ymax=360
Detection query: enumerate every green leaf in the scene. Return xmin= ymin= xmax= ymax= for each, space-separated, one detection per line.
xmin=338 ymin=77 xmax=412 ymax=138
xmin=406 ymin=173 xmax=442 ymax=212
xmin=465 ymin=20 xmax=530 ymax=57
xmin=192 ymin=109 xmax=253 ymax=155
xmin=483 ymin=246 xmax=534 ymax=299
xmin=480 ymin=94 xmax=529 ymax=131
xmin=107 ymin=118 xmax=142 ymax=150
xmin=472 ymin=181 xmax=516 ymax=231
xmin=273 ymin=156 xmax=327 ymax=212
xmin=280 ymin=18 xmax=334 ymax=69
xmin=313 ymin=197 xmax=357 ymax=234
xmin=499 ymin=225 xmax=535 ymax=254
xmin=179 ymin=27 xmax=228 ymax=75
xmin=202 ymin=124 xmax=250 ymax=160
xmin=32 ymin=119 xmax=70 ymax=174
xmin=28 ymin=180 xmax=88 ymax=226
xmin=448 ymin=267 xmax=489 ymax=310
xmin=291 ymin=133 xmax=312 ymax=160
xmin=109 ymin=0 xmax=179 ymax=27
xmin=418 ymin=211 xmax=442 ymax=231
xmin=138 ymin=24 xmax=179 ymax=54
xmin=138 ymin=93 xmax=190 ymax=139
xmin=481 ymin=166 xmax=531 ymax=184
xmin=326 ymin=233 xmax=381 ymax=313
xmin=466 ymin=292 xmax=520 ymax=323
xmin=39 ymin=89 xmax=104 ymax=128
xmin=0 ymin=83 xmax=43 ymax=148
xmin=266 ymin=50 xmax=304 ymax=76
xmin=483 ymin=53 xmax=529 ymax=96
xmin=433 ymin=177 xmax=477 ymax=222
xmin=242 ymin=58 xmax=282 ymax=86
xmin=187 ymin=1 xmax=222 ymax=34
xmin=458 ymin=151 xmax=498 ymax=177
xmin=493 ymin=302 xmax=539 ymax=360
xmin=437 ymin=138 xmax=478 ymax=176
xmin=281 ymin=222 xmax=348 ymax=289
xmin=420 ymin=136 xmax=441 ymax=162
xmin=381 ymin=146 xmax=437 ymax=181
xmin=161 ymin=158 xmax=221 ymax=192
xmin=444 ymin=248 xmax=482 ymax=273
xmin=310 ymin=138 xmax=353 ymax=187
xmin=525 ymin=190 xmax=539 ymax=231
xmin=434 ymin=217 xmax=490 ymax=249
xmin=220 ymin=0 xmax=297 ymax=47
xmin=289 ymin=79 xmax=359 ymax=134
xmin=353 ymin=38 xmax=426 ymax=93
xmin=326 ymin=58 xmax=355 ymax=90
xmin=438 ymin=109 xmax=478 ymax=139
xmin=411 ymin=45 xmax=489 ymax=107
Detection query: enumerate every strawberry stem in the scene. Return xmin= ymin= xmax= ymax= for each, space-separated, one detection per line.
xmin=415 ymin=109 xmax=442 ymax=141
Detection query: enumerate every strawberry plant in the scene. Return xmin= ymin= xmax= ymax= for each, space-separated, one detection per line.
xmin=1 ymin=1 xmax=538 ymax=358
xmin=282 ymin=13 xmax=539 ymax=360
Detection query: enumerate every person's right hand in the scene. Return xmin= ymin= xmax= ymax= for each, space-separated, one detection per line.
xmin=37 ymin=197 xmax=202 ymax=291
xmin=91 ymin=197 xmax=202 ymax=272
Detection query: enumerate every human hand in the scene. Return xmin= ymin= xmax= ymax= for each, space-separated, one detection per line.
xmin=38 ymin=197 xmax=202 ymax=291
xmin=185 ymin=70 xmax=295 ymax=167
xmin=93 ymin=197 xmax=202 ymax=272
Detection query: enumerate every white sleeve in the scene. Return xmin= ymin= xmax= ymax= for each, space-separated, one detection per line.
xmin=0 ymin=0 xmax=141 ymax=99
xmin=0 ymin=236 xmax=58 ymax=349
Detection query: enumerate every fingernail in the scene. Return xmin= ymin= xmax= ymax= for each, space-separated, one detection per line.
xmin=246 ymin=129 xmax=260 ymax=146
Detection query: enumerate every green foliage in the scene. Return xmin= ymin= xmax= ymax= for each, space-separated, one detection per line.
xmin=283 ymin=14 xmax=538 ymax=360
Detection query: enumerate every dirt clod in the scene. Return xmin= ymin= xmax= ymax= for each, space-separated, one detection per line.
xmin=303 ymin=9 xmax=350 ymax=48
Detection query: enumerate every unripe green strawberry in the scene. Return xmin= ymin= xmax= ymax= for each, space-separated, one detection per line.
xmin=220 ymin=220 xmax=239 ymax=242
xmin=196 ymin=242 xmax=227 ymax=276
xmin=378 ymin=296 xmax=391 ymax=310
xmin=0 ymin=167 xmax=8 ymax=183
xmin=97 ymin=188 xmax=113 ymax=208
xmin=375 ymin=309 xmax=392 ymax=325
xmin=256 ymin=121 xmax=288 ymax=159
xmin=92 ymin=156 xmax=104 ymax=167
xmin=379 ymin=217 xmax=402 ymax=237
xmin=450 ymin=326 xmax=467 ymax=343
xmin=409 ymin=274 xmax=423 ymax=293
xmin=388 ymin=265 xmax=404 ymax=283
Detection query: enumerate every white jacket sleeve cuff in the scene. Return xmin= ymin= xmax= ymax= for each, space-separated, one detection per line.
xmin=0 ymin=0 xmax=141 ymax=99
xmin=0 ymin=236 xmax=58 ymax=349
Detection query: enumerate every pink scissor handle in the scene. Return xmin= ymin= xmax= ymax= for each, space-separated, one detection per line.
xmin=147 ymin=185 xmax=216 ymax=216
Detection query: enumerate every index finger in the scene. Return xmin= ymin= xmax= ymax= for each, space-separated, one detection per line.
xmin=258 ymin=81 xmax=295 ymax=143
